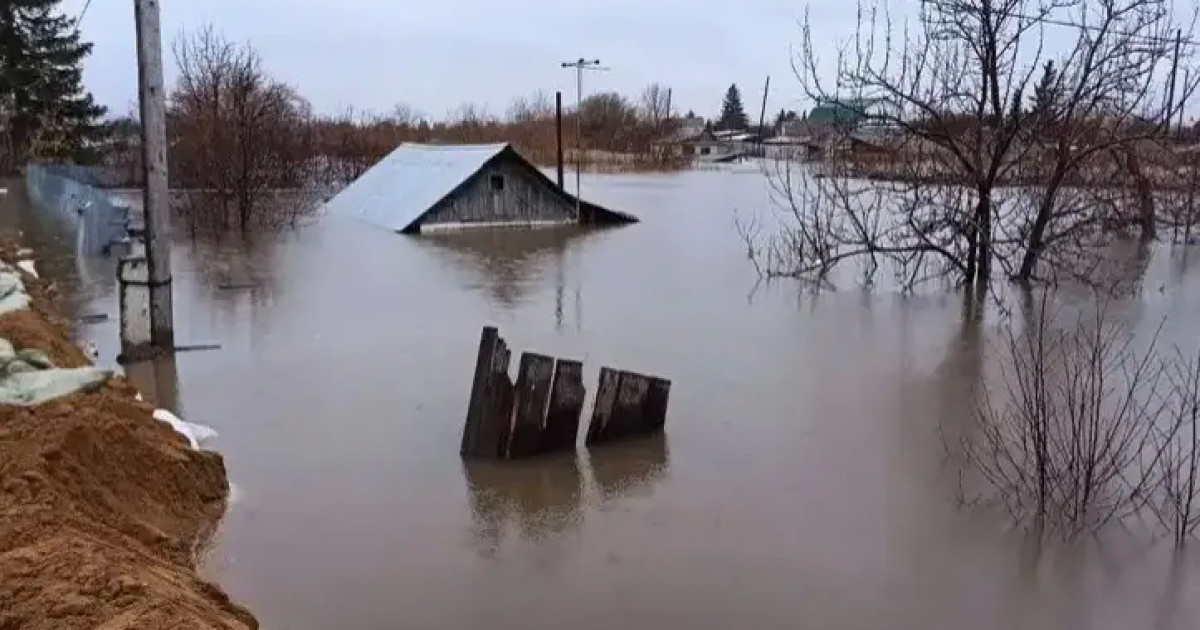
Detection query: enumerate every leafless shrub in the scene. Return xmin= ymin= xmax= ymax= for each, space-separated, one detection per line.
xmin=960 ymin=294 xmax=1174 ymax=538
xmin=1150 ymin=348 xmax=1200 ymax=546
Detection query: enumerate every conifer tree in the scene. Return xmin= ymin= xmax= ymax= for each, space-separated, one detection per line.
xmin=0 ymin=0 xmax=106 ymax=166
xmin=716 ymin=84 xmax=748 ymax=131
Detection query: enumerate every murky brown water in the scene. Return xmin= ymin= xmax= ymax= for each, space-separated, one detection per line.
xmin=11 ymin=170 xmax=1200 ymax=629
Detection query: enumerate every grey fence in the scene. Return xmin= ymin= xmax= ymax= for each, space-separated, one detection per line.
xmin=25 ymin=164 xmax=131 ymax=256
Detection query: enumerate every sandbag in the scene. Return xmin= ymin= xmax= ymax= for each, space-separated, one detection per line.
xmin=0 ymin=338 xmax=110 ymax=406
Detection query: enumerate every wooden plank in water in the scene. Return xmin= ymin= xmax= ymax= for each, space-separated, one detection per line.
xmin=540 ymin=359 xmax=586 ymax=453
xmin=607 ymin=370 xmax=651 ymax=441
xmin=586 ymin=367 xmax=621 ymax=444
xmin=484 ymin=341 xmax=514 ymax=458
xmin=461 ymin=326 xmax=501 ymax=457
xmin=643 ymin=377 xmax=671 ymax=432
xmin=506 ymin=352 xmax=555 ymax=458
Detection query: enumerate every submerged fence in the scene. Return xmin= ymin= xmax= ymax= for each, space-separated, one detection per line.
xmin=25 ymin=164 xmax=131 ymax=256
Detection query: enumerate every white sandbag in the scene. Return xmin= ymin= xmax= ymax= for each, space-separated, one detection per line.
xmin=153 ymin=408 xmax=219 ymax=450
xmin=0 ymin=266 xmax=30 ymax=315
xmin=0 ymin=368 xmax=110 ymax=405
xmin=0 ymin=337 xmax=111 ymax=405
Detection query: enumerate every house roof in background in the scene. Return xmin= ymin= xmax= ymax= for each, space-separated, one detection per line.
xmin=323 ymin=142 xmax=639 ymax=232
xmin=322 ymin=143 xmax=508 ymax=232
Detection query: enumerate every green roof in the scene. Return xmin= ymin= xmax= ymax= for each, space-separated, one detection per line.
xmin=807 ymin=98 xmax=882 ymax=126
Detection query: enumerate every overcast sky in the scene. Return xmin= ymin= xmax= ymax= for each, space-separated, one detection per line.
xmin=61 ymin=0 xmax=864 ymax=121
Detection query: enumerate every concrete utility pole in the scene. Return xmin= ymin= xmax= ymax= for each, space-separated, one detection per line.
xmin=757 ymin=75 xmax=771 ymax=142
xmin=133 ymin=0 xmax=173 ymax=350
xmin=555 ymin=91 xmax=564 ymax=188
xmin=560 ymin=58 xmax=607 ymax=218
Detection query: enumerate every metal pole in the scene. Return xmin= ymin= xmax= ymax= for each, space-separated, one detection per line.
xmin=134 ymin=0 xmax=173 ymax=350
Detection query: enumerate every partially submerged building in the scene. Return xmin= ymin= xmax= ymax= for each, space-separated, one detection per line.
xmin=323 ymin=143 xmax=637 ymax=234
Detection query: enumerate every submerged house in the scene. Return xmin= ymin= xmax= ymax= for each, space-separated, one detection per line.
xmin=323 ymin=143 xmax=637 ymax=234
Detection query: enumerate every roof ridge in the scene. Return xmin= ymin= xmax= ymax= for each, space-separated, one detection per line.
xmin=400 ymin=142 xmax=510 ymax=150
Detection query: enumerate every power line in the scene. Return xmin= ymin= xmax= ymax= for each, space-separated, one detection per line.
xmin=77 ymin=0 xmax=94 ymax=24
xmin=923 ymin=1 xmax=1200 ymax=48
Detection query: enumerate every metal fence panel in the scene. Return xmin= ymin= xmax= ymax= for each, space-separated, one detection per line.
xmin=25 ymin=164 xmax=131 ymax=256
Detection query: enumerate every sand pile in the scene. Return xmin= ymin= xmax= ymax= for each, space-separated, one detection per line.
xmin=0 ymin=242 xmax=257 ymax=629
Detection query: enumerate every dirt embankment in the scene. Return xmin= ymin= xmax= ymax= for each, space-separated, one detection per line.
xmin=0 ymin=241 xmax=257 ymax=629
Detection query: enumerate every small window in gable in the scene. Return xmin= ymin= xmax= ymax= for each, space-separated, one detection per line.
xmin=489 ymin=174 xmax=505 ymax=192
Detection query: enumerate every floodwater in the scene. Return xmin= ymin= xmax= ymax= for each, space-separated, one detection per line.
xmin=10 ymin=169 xmax=1200 ymax=629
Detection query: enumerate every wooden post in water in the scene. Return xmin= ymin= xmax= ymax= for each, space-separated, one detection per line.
xmin=462 ymin=327 xmax=671 ymax=458
xmin=461 ymin=327 xmax=515 ymax=458
xmin=586 ymin=368 xmax=671 ymax=445
xmin=507 ymin=352 xmax=556 ymax=458
xmin=643 ymin=377 xmax=672 ymax=431
xmin=586 ymin=367 xmax=621 ymax=443
xmin=541 ymin=359 xmax=586 ymax=452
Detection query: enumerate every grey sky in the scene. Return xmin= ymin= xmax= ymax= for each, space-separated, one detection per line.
xmin=62 ymin=0 xmax=861 ymax=120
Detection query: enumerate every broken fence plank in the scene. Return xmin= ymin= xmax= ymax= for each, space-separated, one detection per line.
xmin=587 ymin=369 xmax=671 ymax=444
xmin=463 ymin=325 xmax=673 ymax=458
xmin=643 ymin=377 xmax=671 ymax=432
xmin=608 ymin=371 xmax=651 ymax=441
xmin=462 ymin=327 xmax=517 ymax=458
xmin=586 ymin=367 xmax=621 ymax=444
xmin=540 ymin=359 xmax=586 ymax=453
xmin=506 ymin=352 xmax=556 ymax=458
xmin=461 ymin=326 xmax=500 ymax=457
xmin=488 ymin=367 xmax=514 ymax=458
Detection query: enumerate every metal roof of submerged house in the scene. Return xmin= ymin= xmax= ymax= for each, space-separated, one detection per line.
xmin=322 ymin=142 xmax=637 ymax=233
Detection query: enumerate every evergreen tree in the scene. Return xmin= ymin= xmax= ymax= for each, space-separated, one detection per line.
xmin=716 ymin=84 xmax=748 ymax=130
xmin=1029 ymin=60 xmax=1059 ymax=120
xmin=0 ymin=0 xmax=106 ymax=166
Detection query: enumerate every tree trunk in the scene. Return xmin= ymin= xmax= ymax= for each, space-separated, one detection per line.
xmin=976 ymin=192 xmax=993 ymax=284
xmin=1124 ymin=147 xmax=1156 ymax=241
xmin=1017 ymin=158 xmax=1071 ymax=283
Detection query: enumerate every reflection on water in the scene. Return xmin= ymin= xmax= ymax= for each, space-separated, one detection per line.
xmin=416 ymin=226 xmax=607 ymax=314
xmin=122 ymin=355 xmax=182 ymax=415
xmin=589 ymin=434 xmax=670 ymax=502
xmin=464 ymin=455 xmax=585 ymax=557
xmin=463 ymin=434 xmax=669 ymax=558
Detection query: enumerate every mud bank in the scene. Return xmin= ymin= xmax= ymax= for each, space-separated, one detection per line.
xmin=0 ymin=240 xmax=256 ymax=629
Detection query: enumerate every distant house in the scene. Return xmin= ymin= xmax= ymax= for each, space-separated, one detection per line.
xmin=653 ymin=128 xmax=760 ymax=163
xmin=762 ymin=135 xmax=822 ymax=161
xmin=323 ymin=143 xmax=637 ymax=234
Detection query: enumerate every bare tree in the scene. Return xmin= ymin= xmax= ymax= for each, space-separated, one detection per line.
xmin=1011 ymin=1 xmax=1199 ymax=282
xmin=639 ymin=83 xmax=673 ymax=127
xmin=745 ymin=0 xmax=1197 ymax=290
xmin=170 ymin=26 xmax=319 ymax=238
xmin=506 ymin=91 xmax=554 ymax=124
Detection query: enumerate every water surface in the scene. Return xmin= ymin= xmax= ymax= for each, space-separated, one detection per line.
xmin=13 ymin=170 xmax=1200 ymax=630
